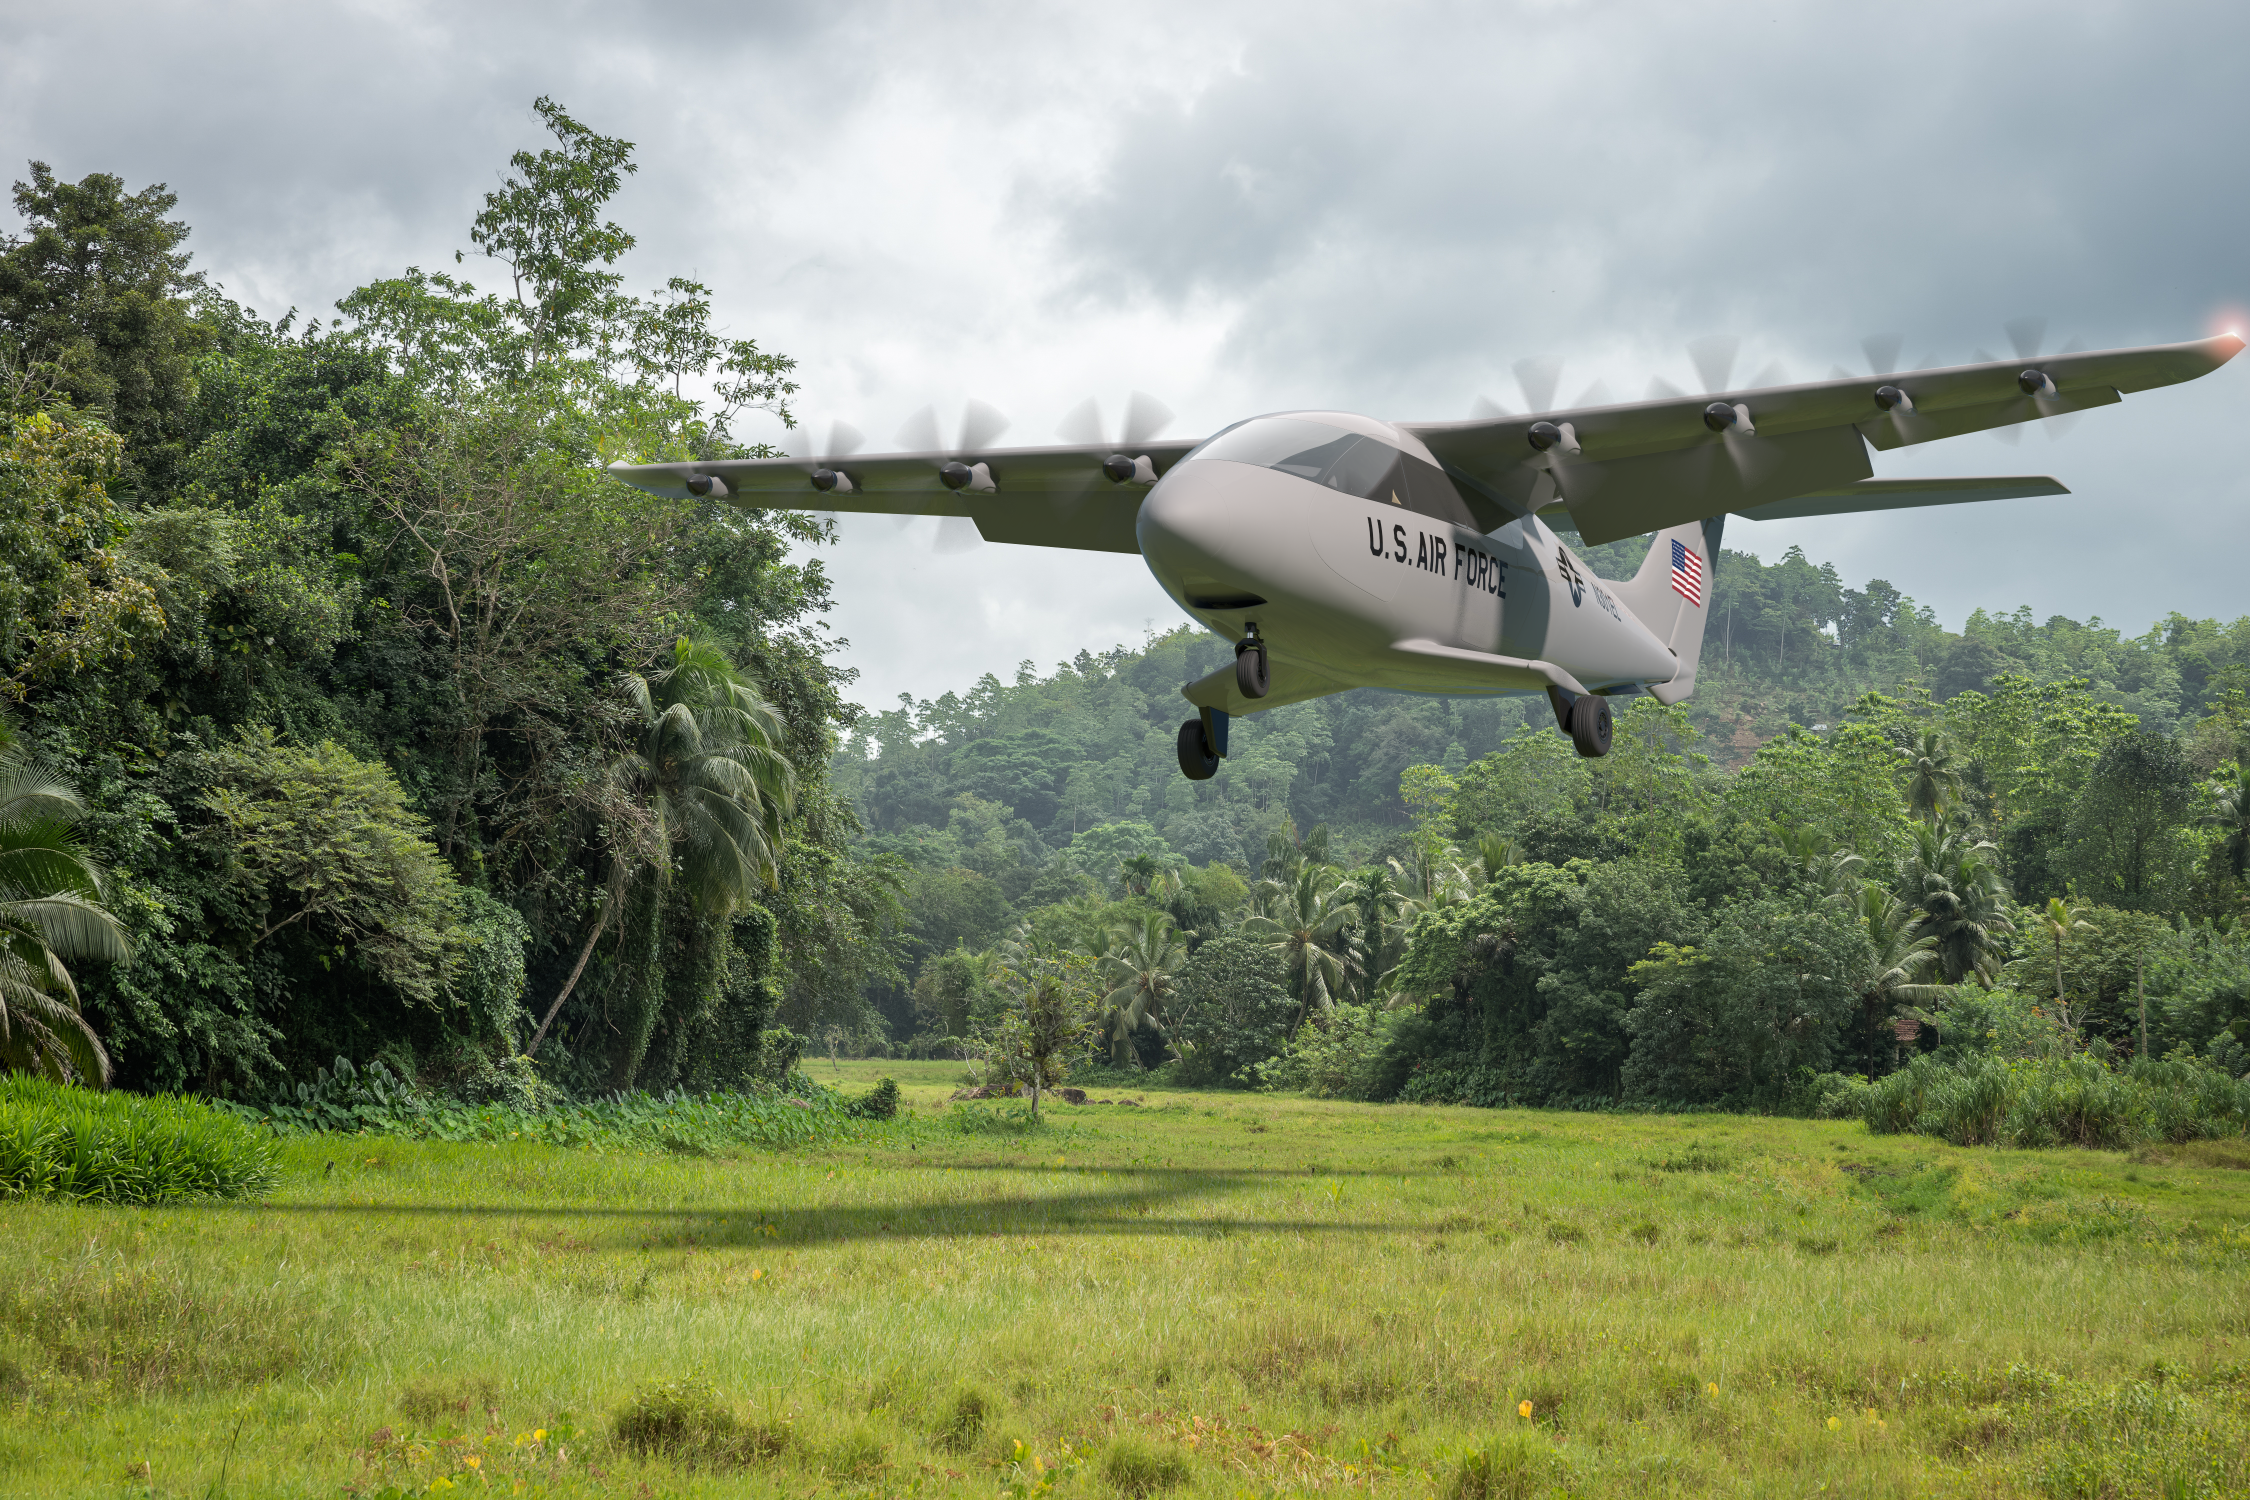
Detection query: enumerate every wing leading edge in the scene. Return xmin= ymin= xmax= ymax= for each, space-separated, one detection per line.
xmin=1403 ymin=333 xmax=2241 ymax=544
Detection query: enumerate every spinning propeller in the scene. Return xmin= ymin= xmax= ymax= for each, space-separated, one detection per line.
xmin=1982 ymin=317 xmax=2086 ymax=444
xmin=895 ymin=400 xmax=1012 ymax=552
xmin=1056 ymin=390 xmax=1175 ymax=485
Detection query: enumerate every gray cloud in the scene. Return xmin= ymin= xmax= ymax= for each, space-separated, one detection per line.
xmin=6 ymin=0 xmax=2245 ymax=711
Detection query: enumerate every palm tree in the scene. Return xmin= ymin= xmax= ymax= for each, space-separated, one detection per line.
xmin=1339 ymin=866 xmax=1412 ymax=1002
xmin=1898 ymin=820 xmax=2015 ymax=985
xmin=1900 ymin=731 xmax=1964 ymax=824
xmin=2208 ymin=762 xmax=2250 ymax=882
xmin=528 ymin=638 xmax=796 ymax=1055
xmin=1244 ymin=867 xmax=1359 ymax=1024
xmin=1096 ymin=910 xmax=1185 ymax=1066
xmin=2033 ymin=896 xmax=2096 ymax=1031
xmin=1849 ymin=883 xmax=1950 ymax=1054
xmin=1474 ymin=834 xmax=1520 ymax=884
xmin=1777 ymin=823 xmax=1864 ymax=897
xmin=0 ymin=744 xmax=128 ymax=1085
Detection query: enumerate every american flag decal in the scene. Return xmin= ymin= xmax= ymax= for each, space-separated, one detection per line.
xmin=1670 ymin=539 xmax=1705 ymax=606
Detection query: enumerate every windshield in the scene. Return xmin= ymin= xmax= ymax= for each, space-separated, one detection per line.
xmin=1187 ymin=418 xmax=1476 ymax=528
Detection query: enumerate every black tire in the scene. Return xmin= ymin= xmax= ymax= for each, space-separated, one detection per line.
xmin=1568 ymin=692 xmax=1613 ymax=758
xmin=1235 ymin=641 xmax=1270 ymax=699
xmin=1176 ymin=717 xmax=1220 ymax=780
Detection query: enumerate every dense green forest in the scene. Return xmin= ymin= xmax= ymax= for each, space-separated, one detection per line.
xmin=5 ymin=102 xmax=2247 ymax=1122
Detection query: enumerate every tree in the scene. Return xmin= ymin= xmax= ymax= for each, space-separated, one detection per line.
xmin=2206 ymin=761 xmax=2250 ymax=883
xmin=1096 ymin=909 xmax=1184 ymax=1066
xmin=0 ymin=162 xmax=211 ymax=489
xmin=1849 ymin=883 xmax=1949 ymax=1061
xmin=1244 ymin=866 xmax=1358 ymax=1024
xmin=198 ymin=729 xmax=467 ymax=1008
xmin=989 ymin=943 xmax=1098 ymax=1119
xmin=2066 ymin=732 xmax=2195 ymax=912
xmin=1899 ymin=820 xmax=2015 ymax=984
xmin=1899 ymin=730 xmax=1964 ymax=824
xmin=527 ymin=638 xmax=795 ymax=1057
xmin=1168 ymin=934 xmax=1293 ymax=1086
xmin=0 ymin=742 xmax=127 ymax=1083
xmin=2032 ymin=896 xmax=2096 ymax=1031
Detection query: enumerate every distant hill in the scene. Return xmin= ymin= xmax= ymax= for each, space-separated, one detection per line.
xmin=833 ymin=534 xmax=2248 ymax=866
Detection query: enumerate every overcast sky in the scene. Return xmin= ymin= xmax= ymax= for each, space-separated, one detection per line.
xmin=7 ymin=0 xmax=2245 ymax=716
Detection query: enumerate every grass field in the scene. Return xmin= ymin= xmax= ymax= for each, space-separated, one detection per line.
xmin=3 ymin=1068 xmax=2247 ymax=1498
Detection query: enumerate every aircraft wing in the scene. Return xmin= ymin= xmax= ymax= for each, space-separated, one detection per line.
xmin=1735 ymin=475 xmax=2069 ymax=522
xmin=608 ymin=439 xmax=1203 ymax=554
xmin=1403 ymin=334 xmax=2242 ymax=545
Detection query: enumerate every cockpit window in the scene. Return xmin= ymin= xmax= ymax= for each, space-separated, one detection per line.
xmin=1186 ymin=417 xmax=1477 ymax=528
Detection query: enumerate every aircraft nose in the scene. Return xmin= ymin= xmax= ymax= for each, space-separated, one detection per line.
xmin=1136 ymin=460 xmax=1245 ymax=577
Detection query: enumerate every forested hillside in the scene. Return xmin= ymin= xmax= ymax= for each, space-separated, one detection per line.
xmin=6 ymin=103 xmax=2247 ymax=1120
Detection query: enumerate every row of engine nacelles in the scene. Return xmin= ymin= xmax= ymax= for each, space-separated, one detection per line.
xmin=1515 ymin=369 xmax=2059 ymax=456
xmin=684 ymin=452 xmax=1163 ymax=498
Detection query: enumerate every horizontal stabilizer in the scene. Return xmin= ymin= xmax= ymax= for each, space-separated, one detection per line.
xmin=1734 ymin=475 xmax=2068 ymax=523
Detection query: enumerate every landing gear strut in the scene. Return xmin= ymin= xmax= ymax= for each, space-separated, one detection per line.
xmin=1235 ymin=623 xmax=1270 ymax=699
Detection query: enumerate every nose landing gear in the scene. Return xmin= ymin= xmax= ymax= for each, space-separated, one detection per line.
xmin=1235 ymin=623 xmax=1269 ymax=699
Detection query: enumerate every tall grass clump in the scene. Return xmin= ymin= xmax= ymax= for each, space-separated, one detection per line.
xmin=0 ymin=1076 xmax=278 ymax=1202
xmin=1864 ymin=1052 xmax=2250 ymax=1149
xmin=240 ymin=1055 xmax=889 ymax=1152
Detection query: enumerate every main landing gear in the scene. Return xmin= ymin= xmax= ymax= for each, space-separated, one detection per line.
xmin=1548 ymin=687 xmax=1613 ymax=759
xmin=1177 ymin=706 xmax=1230 ymax=781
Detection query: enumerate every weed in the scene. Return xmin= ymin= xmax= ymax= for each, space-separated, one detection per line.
xmin=398 ymin=1375 xmax=500 ymax=1427
xmin=936 ymin=1383 xmax=993 ymax=1452
xmin=1446 ymin=1432 xmax=1561 ymax=1500
xmin=611 ymin=1377 xmax=791 ymax=1468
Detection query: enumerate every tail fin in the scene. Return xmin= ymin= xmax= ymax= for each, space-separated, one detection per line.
xmin=1610 ymin=516 xmax=1723 ymax=705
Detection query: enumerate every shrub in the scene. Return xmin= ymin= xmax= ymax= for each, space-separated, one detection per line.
xmin=1254 ymin=1004 xmax=1397 ymax=1100
xmin=0 ymin=1077 xmax=278 ymax=1202
xmin=1168 ymin=935 xmax=1293 ymax=1086
xmin=847 ymin=1077 xmax=900 ymax=1120
xmin=1862 ymin=1051 xmax=2249 ymax=1150
xmin=1101 ymin=1434 xmax=1190 ymax=1496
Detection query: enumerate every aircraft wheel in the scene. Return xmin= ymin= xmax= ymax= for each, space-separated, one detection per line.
xmin=1177 ymin=717 xmax=1220 ymax=780
xmin=1235 ymin=640 xmax=1270 ymax=699
xmin=1568 ymin=693 xmax=1613 ymax=759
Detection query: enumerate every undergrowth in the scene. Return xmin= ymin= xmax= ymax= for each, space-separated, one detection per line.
xmin=235 ymin=1056 xmax=897 ymax=1153
xmin=0 ymin=1076 xmax=278 ymax=1203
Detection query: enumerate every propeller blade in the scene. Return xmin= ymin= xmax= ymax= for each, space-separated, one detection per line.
xmin=826 ymin=419 xmax=864 ymax=457
xmin=1746 ymin=360 xmax=1789 ymax=389
xmin=1827 ymin=364 xmax=1856 ymax=382
xmin=2004 ymin=316 xmax=2048 ymax=362
xmin=1513 ymin=356 xmax=1562 ymax=414
xmin=1688 ymin=335 xmax=1739 ymax=395
xmin=1722 ymin=428 xmax=1782 ymax=486
xmin=933 ymin=516 xmax=983 ymax=554
xmin=1571 ymin=378 xmax=1614 ymax=408
xmin=895 ymin=405 xmax=941 ymax=454
xmin=1055 ymin=397 xmax=1104 ymax=448
xmin=957 ymin=398 xmax=1010 ymax=454
xmin=1470 ymin=393 xmax=1512 ymax=419
xmin=1120 ymin=391 xmax=1173 ymax=448
xmin=1647 ymin=375 xmax=1689 ymax=400
xmin=1860 ymin=333 xmax=1904 ymax=376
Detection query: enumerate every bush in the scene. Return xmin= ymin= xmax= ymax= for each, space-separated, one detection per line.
xmin=1254 ymin=1004 xmax=1397 ymax=1100
xmin=0 ymin=1077 xmax=278 ymax=1202
xmin=1168 ymin=935 xmax=1293 ymax=1086
xmin=847 ymin=1077 xmax=900 ymax=1119
xmin=1862 ymin=1051 xmax=2250 ymax=1150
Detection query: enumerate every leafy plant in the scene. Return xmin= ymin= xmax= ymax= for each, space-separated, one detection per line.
xmin=0 ymin=1075 xmax=276 ymax=1201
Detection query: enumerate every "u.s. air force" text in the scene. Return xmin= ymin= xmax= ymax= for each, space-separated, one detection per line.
xmin=1366 ymin=520 xmax=1506 ymax=599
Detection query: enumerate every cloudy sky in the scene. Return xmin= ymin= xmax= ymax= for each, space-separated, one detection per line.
xmin=6 ymin=0 xmax=2245 ymax=715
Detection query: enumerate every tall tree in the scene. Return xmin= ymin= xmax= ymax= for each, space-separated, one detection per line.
xmin=1244 ymin=867 xmax=1358 ymax=1024
xmin=2066 ymin=732 xmax=2195 ymax=912
xmin=1096 ymin=909 xmax=1184 ymax=1066
xmin=527 ymin=638 xmax=794 ymax=1059
xmin=1899 ymin=820 xmax=2015 ymax=984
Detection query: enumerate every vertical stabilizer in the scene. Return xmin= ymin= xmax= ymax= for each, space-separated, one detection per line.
xmin=1609 ymin=516 xmax=1723 ymax=705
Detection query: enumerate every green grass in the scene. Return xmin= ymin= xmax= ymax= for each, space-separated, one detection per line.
xmin=0 ymin=1089 xmax=2245 ymax=1496
xmin=0 ymin=1077 xmax=277 ymax=1204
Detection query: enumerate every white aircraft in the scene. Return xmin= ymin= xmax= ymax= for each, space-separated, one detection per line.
xmin=610 ymin=332 xmax=2243 ymax=779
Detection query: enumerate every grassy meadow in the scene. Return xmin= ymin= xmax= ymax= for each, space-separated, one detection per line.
xmin=4 ymin=1069 xmax=2248 ymax=1498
